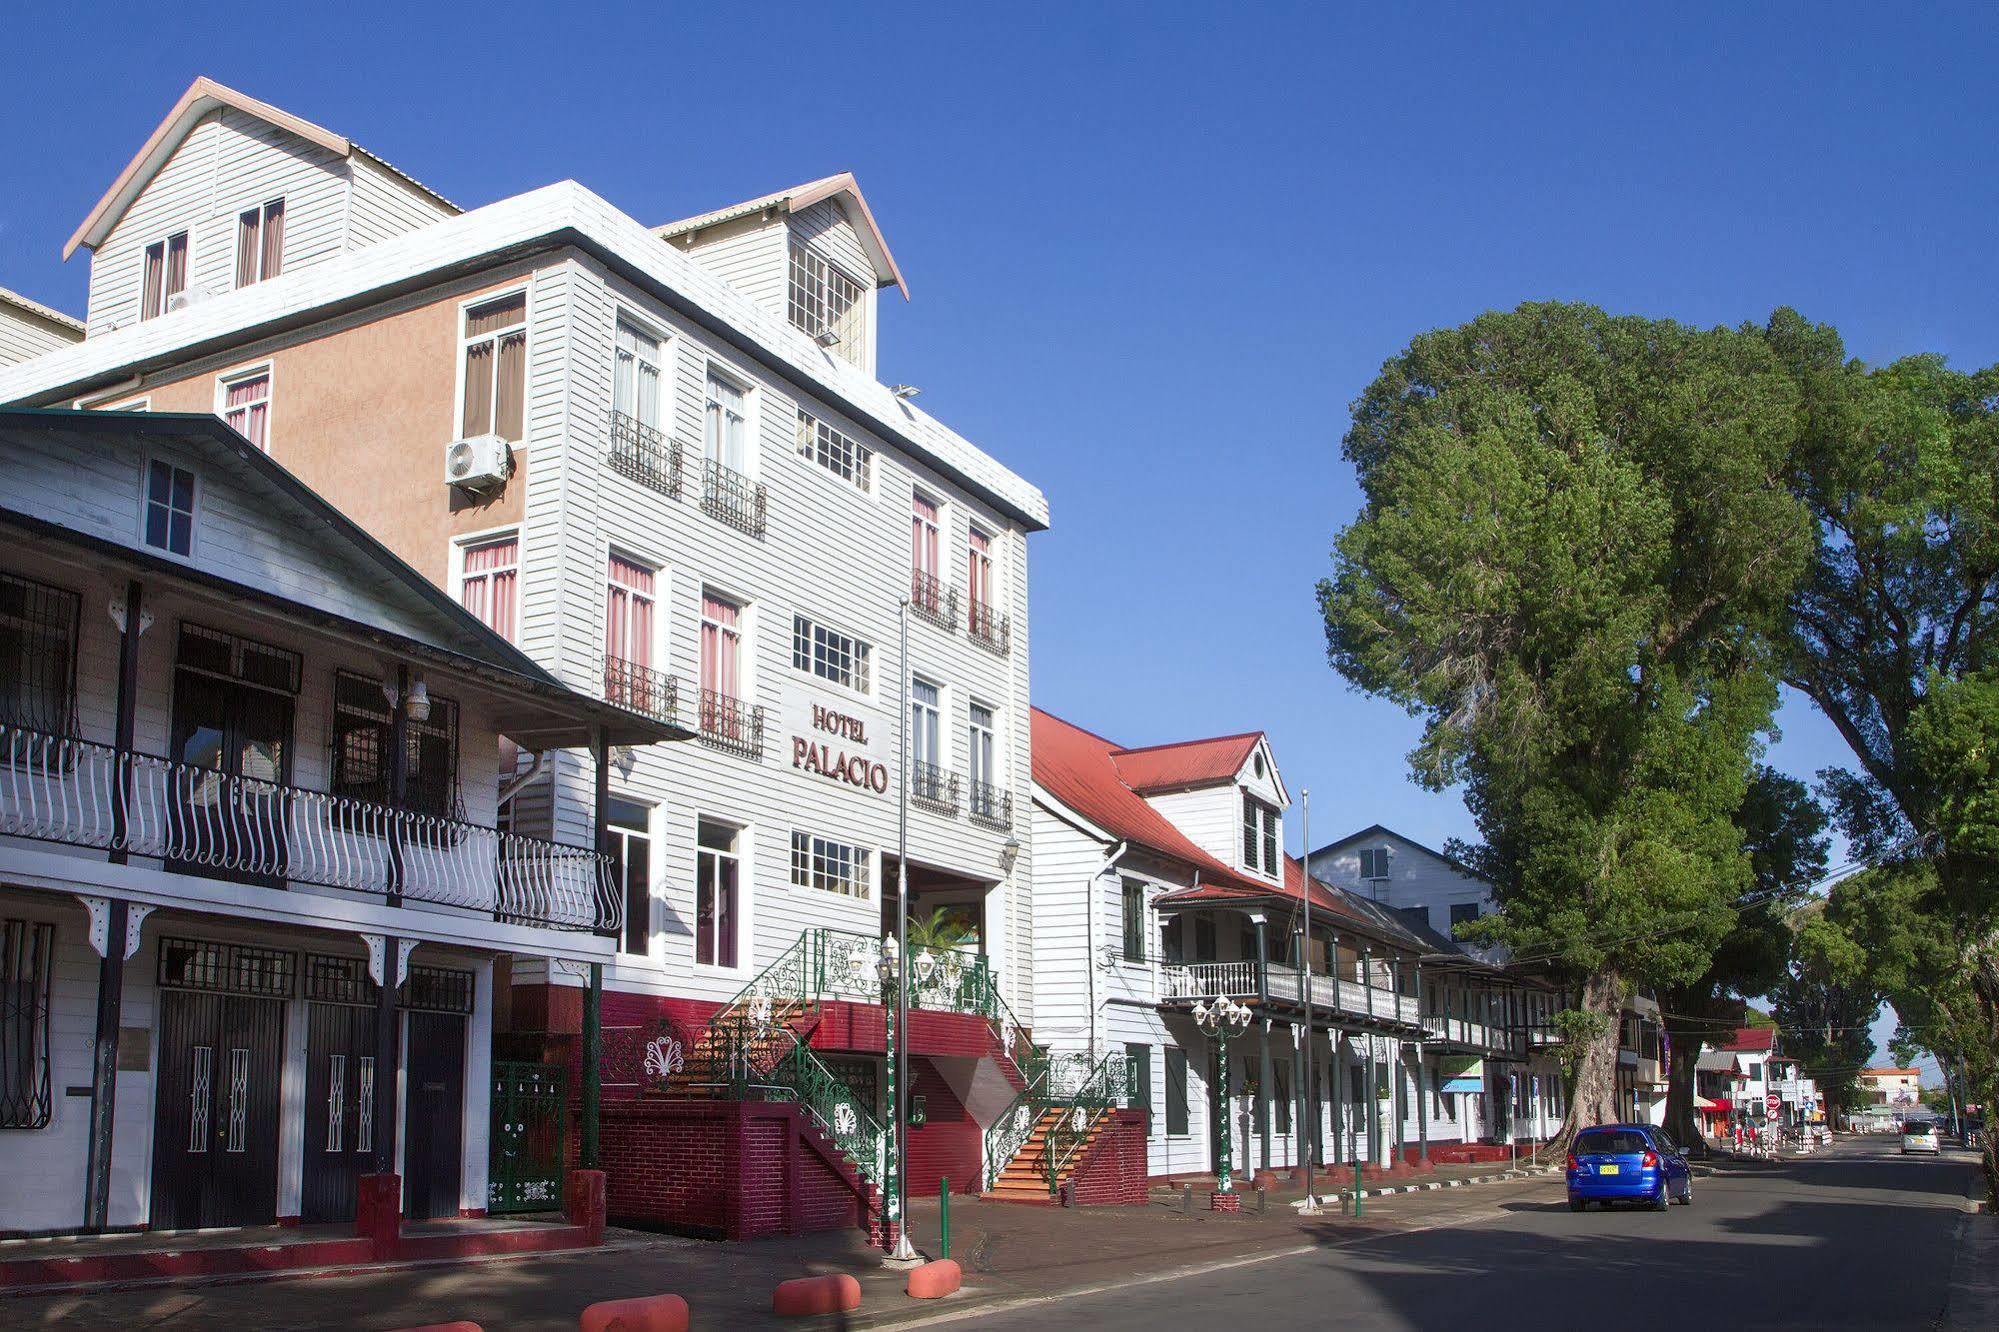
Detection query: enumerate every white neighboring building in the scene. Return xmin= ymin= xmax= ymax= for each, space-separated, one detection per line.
xmin=0 ymin=288 xmax=83 ymax=367
xmin=0 ymin=409 xmax=663 ymax=1235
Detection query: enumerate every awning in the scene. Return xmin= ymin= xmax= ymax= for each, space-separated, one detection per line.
xmin=1705 ymin=1098 xmax=1733 ymax=1114
xmin=1695 ymin=1095 xmax=1718 ymax=1111
xmin=1440 ymin=1077 xmax=1483 ymax=1095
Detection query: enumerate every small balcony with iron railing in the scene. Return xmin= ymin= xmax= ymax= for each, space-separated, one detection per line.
xmin=910 ymin=760 xmax=960 ymax=815
xmin=603 ymin=655 xmax=678 ymax=726
xmin=967 ymin=599 xmax=1010 ymax=656
xmin=909 ymin=571 xmax=958 ymax=632
xmin=967 ymin=778 xmax=1012 ymax=831
xmin=604 ymin=410 xmax=683 ymax=499
xmin=699 ymin=457 xmax=767 ymax=538
xmin=1158 ymin=956 xmax=1424 ymax=1030
xmin=0 ymin=722 xmax=617 ymax=933
xmin=696 ymin=689 xmax=765 ymax=759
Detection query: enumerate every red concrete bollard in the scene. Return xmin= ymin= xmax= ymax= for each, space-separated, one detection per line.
xmin=566 ymin=1169 xmax=608 ymax=1246
xmin=773 ymin=1273 xmax=862 ymax=1317
xmin=577 ymin=1294 xmax=689 ymax=1332
xmin=390 ymin=1324 xmax=483 ymax=1332
xmin=906 ymin=1259 xmax=962 ymax=1300
xmin=356 ymin=1173 xmax=403 ymax=1262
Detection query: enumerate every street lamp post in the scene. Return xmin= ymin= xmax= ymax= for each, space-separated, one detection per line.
xmin=1193 ymin=994 xmax=1254 ymax=1211
xmin=876 ymin=934 xmax=918 ymax=1260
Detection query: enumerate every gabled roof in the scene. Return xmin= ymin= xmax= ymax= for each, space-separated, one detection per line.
xmin=1310 ymin=822 xmax=1488 ymax=883
xmin=1719 ymin=1026 xmax=1776 ymax=1053
xmin=64 ymin=76 xmax=457 ymax=259
xmin=0 ymin=408 xmax=679 ymax=750
xmin=656 ymin=171 xmax=909 ymax=300
xmin=1111 ymin=731 xmax=1264 ymax=795
xmin=1862 ymin=1067 xmax=1922 ymax=1078
xmin=0 ymin=287 xmax=84 ymax=337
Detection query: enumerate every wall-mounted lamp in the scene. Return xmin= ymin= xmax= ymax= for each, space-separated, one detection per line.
xmin=999 ymin=835 xmax=1021 ymax=874
xmin=405 ymin=675 xmax=431 ymax=724
xmin=890 ymin=384 xmax=921 ymax=400
xmin=814 ymin=328 xmax=843 ymax=348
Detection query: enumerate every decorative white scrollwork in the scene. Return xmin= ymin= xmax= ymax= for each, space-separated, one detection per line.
xmin=1070 ymin=1104 xmax=1089 ymax=1133
xmin=1015 ymin=1105 xmax=1032 ymax=1135
xmin=644 ymin=1035 xmax=685 ymax=1079
xmin=748 ymin=992 xmax=775 ymax=1037
xmin=833 ymin=1101 xmax=858 ymax=1136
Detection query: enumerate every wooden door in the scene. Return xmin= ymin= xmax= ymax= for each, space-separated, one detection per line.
xmin=403 ymin=1010 xmax=466 ymax=1221
xmin=150 ymin=990 xmax=283 ymax=1230
xmin=300 ymin=1002 xmax=383 ymax=1223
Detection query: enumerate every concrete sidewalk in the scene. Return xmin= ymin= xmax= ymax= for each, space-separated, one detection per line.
xmin=4 ymin=1168 xmax=1568 ymax=1329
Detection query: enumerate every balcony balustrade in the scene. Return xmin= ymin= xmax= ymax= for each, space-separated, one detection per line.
xmin=967 ymin=778 xmax=1012 ymax=831
xmin=1159 ymin=957 xmax=1421 ymax=1026
xmin=966 ymin=600 xmax=1011 ymax=655
xmin=603 ymin=655 xmax=678 ymax=725
xmin=1159 ymin=959 xmax=1260 ymax=1000
xmin=910 ymin=760 xmax=960 ymax=813
xmin=700 ymin=457 xmax=767 ymax=537
xmin=605 ymin=411 xmax=684 ymax=499
xmin=909 ymin=571 xmax=958 ymax=631
xmin=696 ymin=688 xmax=764 ymax=759
xmin=0 ymin=722 xmax=615 ymax=932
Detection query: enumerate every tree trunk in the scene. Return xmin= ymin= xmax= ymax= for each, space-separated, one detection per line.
xmin=1542 ymin=970 xmax=1626 ymax=1158
xmin=1969 ymin=944 xmax=1999 ymax=1208
xmin=1663 ymin=1024 xmax=1706 ymax=1154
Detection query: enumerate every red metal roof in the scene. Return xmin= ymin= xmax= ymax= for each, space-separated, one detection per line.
xmin=1110 ymin=732 xmax=1262 ymax=793
xmin=1719 ymin=1026 xmax=1776 ymax=1053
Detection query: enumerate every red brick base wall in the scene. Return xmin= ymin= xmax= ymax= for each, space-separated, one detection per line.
xmin=599 ymin=1099 xmax=876 ymax=1242
xmin=1067 ymin=1110 xmax=1149 ymax=1206
xmin=905 ymin=1058 xmax=980 ymax=1199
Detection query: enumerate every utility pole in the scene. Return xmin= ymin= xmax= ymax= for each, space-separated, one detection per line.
xmin=1299 ymin=789 xmax=1319 ymax=1212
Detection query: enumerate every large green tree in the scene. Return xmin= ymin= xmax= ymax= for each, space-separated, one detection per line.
xmin=1320 ymin=302 xmax=1814 ymax=1147
xmin=1660 ymin=768 xmax=1829 ymax=1149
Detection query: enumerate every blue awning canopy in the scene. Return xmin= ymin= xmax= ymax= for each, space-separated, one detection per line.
xmin=1440 ymin=1077 xmax=1483 ymax=1095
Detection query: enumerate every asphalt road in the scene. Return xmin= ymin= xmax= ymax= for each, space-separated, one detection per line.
xmin=955 ymin=1137 xmax=1982 ymax=1332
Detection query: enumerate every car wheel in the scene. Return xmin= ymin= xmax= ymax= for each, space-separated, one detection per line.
xmin=1678 ymin=1178 xmax=1694 ymax=1206
xmin=1652 ymin=1182 xmax=1670 ymax=1212
xmin=1569 ymin=1197 xmax=1586 ymax=1212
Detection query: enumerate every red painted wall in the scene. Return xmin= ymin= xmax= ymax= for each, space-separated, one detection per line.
xmin=904 ymin=1058 xmax=980 ymax=1198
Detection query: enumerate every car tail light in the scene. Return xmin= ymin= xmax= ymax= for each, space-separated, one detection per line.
xmin=1642 ymin=1149 xmax=1660 ymax=1169
xmin=1566 ymin=1152 xmax=1580 ymax=1172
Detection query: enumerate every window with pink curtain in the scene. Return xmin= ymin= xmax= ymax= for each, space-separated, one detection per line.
xmin=236 ymin=200 xmax=285 ymax=288
xmin=968 ymin=527 xmax=994 ymax=611
xmin=606 ymin=555 xmax=656 ymax=711
xmin=222 ymin=372 xmax=271 ymax=451
xmin=700 ymin=592 xmax=741 ymax=701
xmin=142 ymin=231 xmax=188 ymax=319
xmin=911 ymin=494 xmax=940 ymax=578
xmin=461 ymin=293 xmax=527 ymax=443
xmin=460 ymin=535 xmax=519 ymax=640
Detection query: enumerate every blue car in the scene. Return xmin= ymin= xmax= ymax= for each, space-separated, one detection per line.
xmin=1566 ymin=1124 xmax=1693 ymax=1211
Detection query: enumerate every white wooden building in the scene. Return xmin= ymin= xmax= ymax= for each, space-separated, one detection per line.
xmin=0 ymin=77 xmax=1047 ymax=1218
xmin=0 ymin=288 xmax=83 ymax=368
xmin=0 ymin=409 xmax=662 ymax=1236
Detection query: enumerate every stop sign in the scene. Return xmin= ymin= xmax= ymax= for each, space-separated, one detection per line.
xmin=1766 ymin=1094 xmax=1781 ymax=1115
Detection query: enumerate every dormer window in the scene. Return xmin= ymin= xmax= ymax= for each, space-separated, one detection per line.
xmin=787 ymin=241 xmax=864 ymax=364
xmin=1242 ymin=794 xmax=1279 ymax=877
xmin=140 ymin=231 xmax=188 ymax=320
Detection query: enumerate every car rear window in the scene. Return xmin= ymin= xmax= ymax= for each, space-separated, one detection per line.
xmin=1575 ymin=1130 xmax=1650 ymax=1155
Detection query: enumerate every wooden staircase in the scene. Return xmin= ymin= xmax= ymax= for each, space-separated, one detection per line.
xmin=668 ymin=994 xmax=820 ymax=1098
xmin=986 ymin=1105 xmax=1112 ymax=1200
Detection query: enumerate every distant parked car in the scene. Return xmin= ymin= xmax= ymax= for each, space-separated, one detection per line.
xmin=1901 ymin=1120 xmax=1940 ymax=1155
xmin=1567 ymin=1124 xmax=1693 ymax=1211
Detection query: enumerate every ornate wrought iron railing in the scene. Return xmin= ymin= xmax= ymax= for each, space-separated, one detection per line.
xmin=1042 ymin=1049 xmax=1130 ymax=1192
xmin=910 ymin=761 xmax=959 ymax=813
xmin=767 ymin=1037 xmax=890 ymax=1191
xmin=697 ymin=688 xmax=764 ymax=759
xmin=603 ymin=655 xmax=678 ymax=725
xmin=909 ymin=571 xmax=957 ymax=631
xmin=605 ymin=411 xmax=683 ymax=499
xmin=700 ymin=457 xmax=767 ymax=537
xmin=0 ymin=723 xmax=615 ymax=932
xmin=967 ymin=779 xmax=1012 ymax=831
xmin=967 ymin=600 xmax=1010 ymax=655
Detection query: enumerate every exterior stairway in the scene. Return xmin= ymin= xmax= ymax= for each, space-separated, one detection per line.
xmin=986 ymin=1105 xmax=1113 ymax=1200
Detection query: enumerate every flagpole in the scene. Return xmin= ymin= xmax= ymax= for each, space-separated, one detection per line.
xmin=1300 ymin=788 xmax=1319 ymax=1211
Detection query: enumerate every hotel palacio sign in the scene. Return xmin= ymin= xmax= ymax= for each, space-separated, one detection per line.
xmin=784 ymin=691 xmax=891 ymax=795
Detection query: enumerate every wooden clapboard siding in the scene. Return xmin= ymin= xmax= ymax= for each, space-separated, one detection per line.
xmin=1307 ymin=829 xmax=1496 ymax=939
xmin=345 ymin=153 xmax=455 ymax=249
xmin=0 ymin=302 xmax=82 ymax=367
xmin=677 ymin=213 xmax=789 ymax=316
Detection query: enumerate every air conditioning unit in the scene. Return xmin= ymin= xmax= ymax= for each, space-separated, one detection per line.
xmin=445 ymin=434 xmax=511 ymax=491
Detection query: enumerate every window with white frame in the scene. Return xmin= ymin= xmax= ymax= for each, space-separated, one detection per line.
xmin=143 ymin=460 xmax=197 ymax=556
xmin=612 ymin=319 xmax=663 ymax=431
xmin=140 ymin=231 xmax=188 ymax=319
xmin=911 ymin=493 xmax=941 ymax=582
xmin=792 ymin=614 xmax=871 ymax=693
xmin=910 ymin=677 xmax=942 ymax=770
xmin=703 ymin=368 xmax=750 ymax=474
xmin=795 ymin=409 xmax=871 ymax=492
xmin=700 ymin=591 xmax=744 ymax=704
xmin=604 ymin=553 xmax=659 ymax=711
xmin=786 ymin=241 xmax=865 ymax=363
xmin=458 ymin=533 xmax=519 ymax=640
xmin=219 ymin=368 xmax=271 ymax=451
xmin=235 ymin=199 xmax=285 ymax=288
xmin=1241 ymin=795 xmax=1279 ymax=877
xmin=1359 ymin=847 xmax=1390 ymax=880
xmin=967 ymin=701 xmax=996 ymax=790
xmin=790 ymin=830 xmax=871 ymax=899
xmin=695 ymin=819 xmax=741 ymax=968
xmin=610 ymin=798 xmax=652 ymax=956
xmin=967 ymin=526 xmax=995 ymax=613
xmin=460 ymin=292 xmax=527 ymax=443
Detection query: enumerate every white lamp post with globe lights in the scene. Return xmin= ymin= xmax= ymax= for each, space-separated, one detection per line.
xmin=1193 ymin=993 xmax=1254 ymax=1210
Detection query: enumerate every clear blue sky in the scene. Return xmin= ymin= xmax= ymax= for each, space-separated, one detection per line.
xmin=7 ymin=4 xmax=1994 ymax=1062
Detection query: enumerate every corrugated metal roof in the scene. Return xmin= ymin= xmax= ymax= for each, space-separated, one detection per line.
xmin=0 ymin=287 xmax=84 ymax=335
xmin=1111 ymin=732 xmax=1261 ymax=793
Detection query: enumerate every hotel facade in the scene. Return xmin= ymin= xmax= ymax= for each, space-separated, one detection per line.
xmin=0 ymin=77 xmax=1045 ymax=1239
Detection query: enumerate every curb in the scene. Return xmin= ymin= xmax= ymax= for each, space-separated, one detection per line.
xmin=1338 ymin=1164 xmax=1559 ymax=1200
